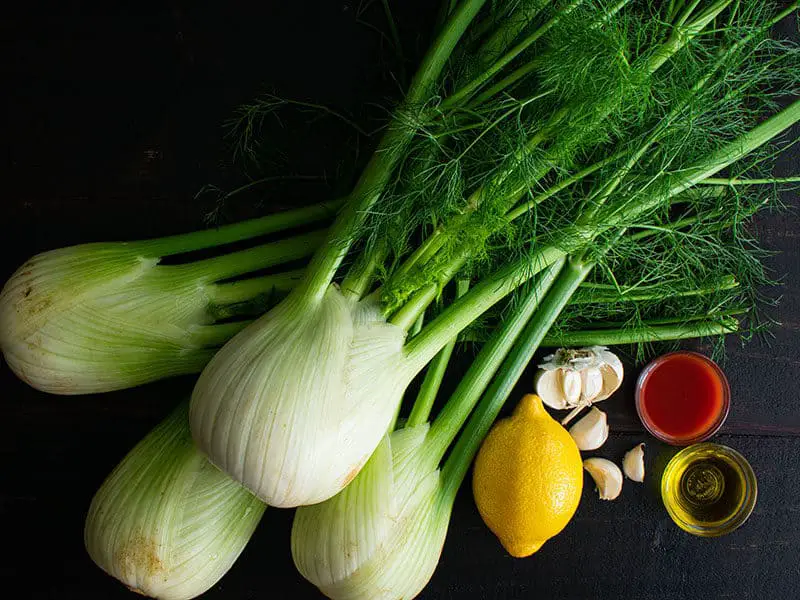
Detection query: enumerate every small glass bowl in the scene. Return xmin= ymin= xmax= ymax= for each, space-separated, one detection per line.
xmin=635 ymin=351 xmax=730 ymax=446
xmin=661 ymin=443 xmax=758 ymax=537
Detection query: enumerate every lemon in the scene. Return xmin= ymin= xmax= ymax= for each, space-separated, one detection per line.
xmin=472 ymin=393 xmax=583 ymax=557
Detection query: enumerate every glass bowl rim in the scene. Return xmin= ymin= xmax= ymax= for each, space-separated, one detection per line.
xmin=660 ymin=442 xmax=758 ymax=537
xmin=635 ymin=350 xmax=731 ymax=446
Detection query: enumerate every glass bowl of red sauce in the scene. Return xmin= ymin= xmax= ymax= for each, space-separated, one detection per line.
xmin=635 ymin=351 xmax=730 ymax=446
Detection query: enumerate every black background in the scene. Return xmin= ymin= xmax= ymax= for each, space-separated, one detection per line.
xmin=2 ymin=2 xmax=799 ymax=598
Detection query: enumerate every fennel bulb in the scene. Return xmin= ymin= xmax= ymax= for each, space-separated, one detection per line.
xmin=287 ymin=261 xmax=568 ymax=600
xmin=291 ymin=424 xmax=450 ymax=600
xmin=188 ymin=0 xmax=522 ymax=509
xmin=189 ymin=285 xmax=411 ymax=507
xmin=1 ymin=244 xmax=220 ymax=394
xmin=85 ymin=402 xmax=265 ymax=600
xmin=0 ymin=224 xmax=322 ymax=394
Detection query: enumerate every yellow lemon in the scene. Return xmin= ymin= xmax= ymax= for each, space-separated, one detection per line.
xmin=472 ymin=393 xmax=583 ymax=557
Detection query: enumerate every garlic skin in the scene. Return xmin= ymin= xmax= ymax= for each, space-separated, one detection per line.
xmin=583 ymin=457 xmax=623 ymax=500
xmin=292 ymin=424 xmax=448 ymax=600
xmin=535 ymin=346 xmax=624 ymax=424
xmin=597 ymin=348 xmax=624 ymax=399
xmin=568 ymin=407 xmax=609 ymax=451
xmin=623 ymin=443 xmax=646 ymax=482
xmin=85 ymin=402 xmax=265 ymax=600
xmin=190 ymin=285 xmax=410 ymax=508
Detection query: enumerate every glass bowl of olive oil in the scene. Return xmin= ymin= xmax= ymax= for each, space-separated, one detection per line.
xmin=661 ymin=443 xmax=757 ymax=537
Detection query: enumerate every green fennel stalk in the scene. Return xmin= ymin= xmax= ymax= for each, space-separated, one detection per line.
xmin=290 ymin=0 xmax=490 ymax=305
xmin=191 ymin=0 xmax=800 ymax=513
xmin=369 ymin=0 xmax=739 ymax=330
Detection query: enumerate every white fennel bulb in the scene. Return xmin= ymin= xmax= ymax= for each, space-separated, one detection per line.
xmin=189 ymin=284 xmax=410 ymax=507
xmin=85 ymin=402 xmax=265 ymax=600
xmin=0 ymin=232 xmax=314 ymax=394
xmin=291 ymin=423 xmax=450 ymax=600
xmin=0 ymin=244 xmax=214 ymax=393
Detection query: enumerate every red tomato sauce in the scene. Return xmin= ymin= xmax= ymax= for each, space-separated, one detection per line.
xmin=638 ymin=352 xmax=726 ymax=442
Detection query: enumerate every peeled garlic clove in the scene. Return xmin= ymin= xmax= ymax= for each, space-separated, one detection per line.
xmin=568 ymin=407 xmax=609 ymax=451
xmin=562 ymin=369 xmax=582 ymax=405
xmin=580 ymin=367 xmax=603 ymax=402
xmin=535 ymin=369 xmax=571 ymax=410
xmin=583 ymin=458 xmax=623 ymax=500
xmin=623 ymin=443 xmax=645 ymax=482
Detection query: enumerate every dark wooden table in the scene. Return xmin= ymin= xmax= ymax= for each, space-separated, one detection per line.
xmin=2 ymin=2 xmax=798 ymax=598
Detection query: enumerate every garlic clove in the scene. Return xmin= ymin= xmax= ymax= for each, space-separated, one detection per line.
xmin=562 ymin=369 xmax=582 ymax=405
xmin=622 ymin=443 xmax=645 ymax=482
xmin=580 ymin=367 xmax=603 ymax=402
xmin=600 ymin=348 xmax=624 ymax=380
xmin=596 ymin=348 xmax=624 ymax=401
xmin=535 ymin=369 xmax=571 ymax=410
xmin=583 ymin=458 xmax=623 ymax=500
xmin=568 ymin=407 xmax=609 ymax=451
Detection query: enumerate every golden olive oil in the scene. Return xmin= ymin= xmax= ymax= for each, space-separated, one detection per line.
xmin=661 ymin=443 xmax=757 ymax=537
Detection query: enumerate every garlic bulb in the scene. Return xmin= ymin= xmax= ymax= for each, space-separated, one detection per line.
xmin=535 ymin=346 xmax=623 ymax=423
xmin=583 ymin=457 xmax=623 ymax=500
xmin=85 ymin=402 xmax=265 ymax=600
xmin=623 ymin=443 xmax=646 ymax=482
xmin=190 ymin=285 xmax=410 ymax=507
xmin=292 ymin=424 xmax=448 ymax=600
xmin=568 ymin=407 xmax=609 ymax=451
